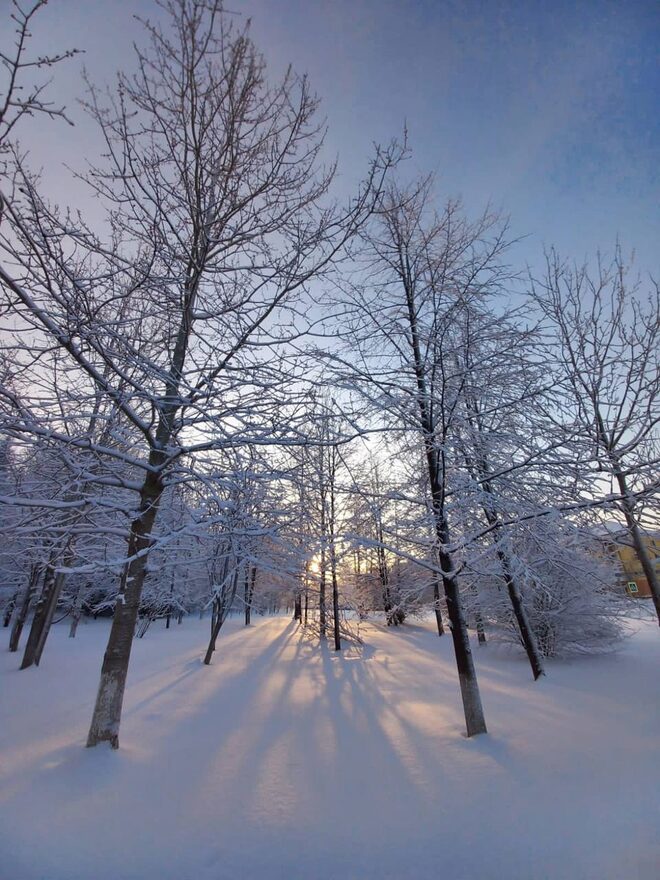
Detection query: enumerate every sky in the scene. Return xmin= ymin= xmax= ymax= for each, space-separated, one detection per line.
xmin=8 ymin=0 xmax=660 ymax=276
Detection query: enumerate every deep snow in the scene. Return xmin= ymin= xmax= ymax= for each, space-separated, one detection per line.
xmin=1 ymin=614 xmax=658 ymax=880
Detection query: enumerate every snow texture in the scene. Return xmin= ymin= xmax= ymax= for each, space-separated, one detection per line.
xmin=1 ymin=615 xmax=658 ymax=880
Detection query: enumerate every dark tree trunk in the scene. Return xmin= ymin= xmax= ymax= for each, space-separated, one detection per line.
xmin=165 ymin=571 xmax=175 ymax=629
xmin=244 ymin=568 xmax=251 ymax=625
xmin=475 ymin=603 xmax=487 ymax=645
xmin=20 ymin=563 xmax=54 ymax=667
xmin=87 ymin=469 xmax=164 ymax=748
xmin=9 ymin=565 xmax=40 ymax=653
xmin=22 ymin=541 xmax=74 ymax=668
xmin=331 ymin=553 xmax=341 ymax=651
xmin=204 ymin=566 xmax=241 ymax=665
xmin=319 ymin=547 xmax=327 ymax=638
xmin=496 ymin=542 xmax=544 ymax=679
xmin=69 ymin=581 xmax=88 ymax=638
xmin=432 ymin=575 xmax=445 ymax=636
xmin=244 ymin=565 xmax=255 ymax=626
xmin=439 ymin=542 xmax=487 ymax=737
xmin=21 ymin=556 xmax=71 ymax=669
xmin=468 ymin=456 xmax=544 ymax=678
xmin=412 ymin=310 xmax=487 ymax=734
xmin=3 ymin=591 xmax=18 ymax=627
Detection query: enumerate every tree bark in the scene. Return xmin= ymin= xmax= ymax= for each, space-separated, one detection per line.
xmin=402 ymin=269 xmax=487 ymax=737
xmin=3 ymin=591 xmax=18 ymax=627
xmin=319 ymin=546 xmax=327 ymax=638
xmin=244 ymin=565 xmax=255 ymax=626
xmin=9 ymin=564 xmax=40 ymax=652
xmin=462 ymin=433 xmax=545 ymax=679
xmin=495 ymin=540 xmax=544 ymax=678
xmin=480 ymin=500 xmax=544 ymax=676
xmin=244 ymin=567 xmax=251 ymax=625
xmin=204 ymin=565 xmax=241 ymax=665
xmin=69 ymin=581 xmax=88 ymax=638
xmin=438 ymin=537 xmax=487 ymax=737
xmin=331 ymin=551 xmax=341 ymax=651
xmin=86 ymin=469 xmax=164 ymax=748
xmin=474 ymin=600 xmax=487 ymax=645
xmin=33 ymin=569 xmax=68 ymax=665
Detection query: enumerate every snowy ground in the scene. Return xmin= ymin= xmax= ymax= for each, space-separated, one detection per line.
xmin=1 ymin=614 xmax=658 ymax=880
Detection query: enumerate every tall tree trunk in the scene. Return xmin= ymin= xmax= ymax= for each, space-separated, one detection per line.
xmin=423 ymin=417 xmax=487 ymax=734
xmin=331 ymin=549 xmax=341 ymax=651
xmin=244 ymin=567 xmax=251 ymax=626
xmin=9 ymin=564 xmax=40 ymax=652
xmin=319 ymin=546 xmax=327 ymax=637
xmin=439 ymin=541 xmax=487 ymax=737
xmin=87 ymin=469 xmax=164 ymax=748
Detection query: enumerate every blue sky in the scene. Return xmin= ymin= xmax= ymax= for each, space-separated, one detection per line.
xmin=14 ymin=0 xmax=660 ymax=274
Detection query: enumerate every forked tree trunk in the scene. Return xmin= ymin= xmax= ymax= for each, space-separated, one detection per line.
xmin=87 ymin=469 xmax=164 ymax=748
xmin=20 ymin=563 xmax=54 ymax=666
xmin=3 ymin=591 xmax=18 ymax=627
xmin=21 ymin=543 xmax=73 ymax=668
xmin=33 ymin=569 xmax=68 ymax=665
xmin=20 ymin=565 xmax=64 ymax=669
xmin=9 ymin=564 xmax=40 ymax=653
xmin=204 ymin=566 xmax=241 ymax=665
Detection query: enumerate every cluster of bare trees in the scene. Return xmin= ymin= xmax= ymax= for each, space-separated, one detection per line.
xmin=1 ymin=0 xmax=658 ymax=747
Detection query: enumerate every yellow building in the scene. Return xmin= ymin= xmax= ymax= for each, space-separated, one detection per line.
xmin=606 ymin=530 xmax=660 ymax=598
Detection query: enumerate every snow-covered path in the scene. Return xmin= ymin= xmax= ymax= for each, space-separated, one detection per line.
xmin=1 ymin=616 xmax=658 ymax=879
